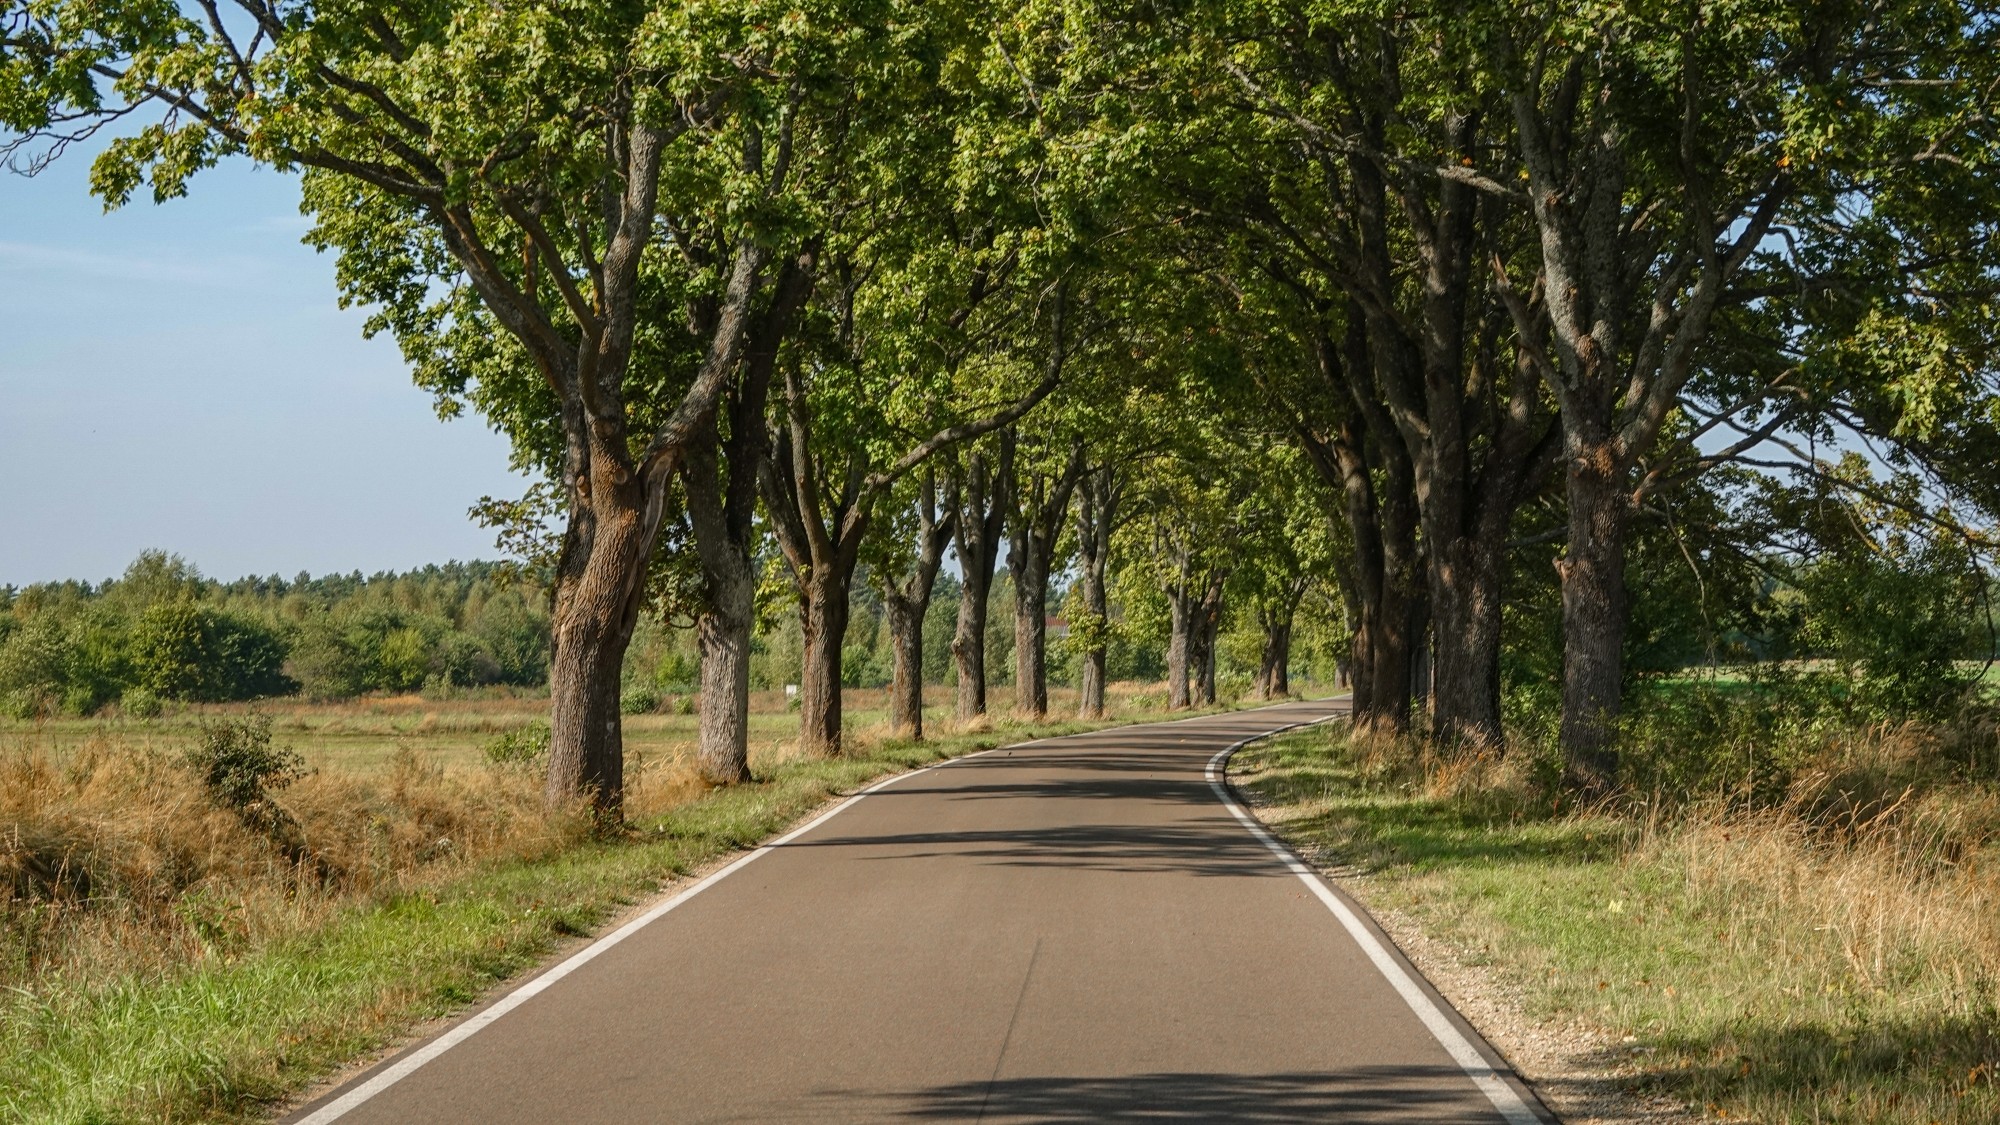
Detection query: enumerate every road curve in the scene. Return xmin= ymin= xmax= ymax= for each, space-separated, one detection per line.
xmin=287 ymin=699 xmax=1551 ymax=1124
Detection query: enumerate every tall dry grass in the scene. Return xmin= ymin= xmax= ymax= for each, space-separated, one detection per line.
xmin=0 ymin=728 xmax=609 ymax=992
xmin=1252 ymin=708 xmax=2000 ymax=1121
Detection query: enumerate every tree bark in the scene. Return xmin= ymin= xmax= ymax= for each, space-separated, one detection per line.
xmin=683 ymin=255 xmax=812 ymax=785
xmin=1166 ymin=586 xmax=1195 ymax=711
xmin=797 ymin=566 xmax=852 ymax=757
xmin=1010 ymin=443 xmax=1086 ymax=719
xmin=1073 ymin=464 xmax=1122 ymax=719
xmin=882 ymin=471 xmax=957 ymax=740
xmin=952 ymin=437 xmax=1015 ymax=720
xmin=1255 ymin=579 xmax=1304 ymax=700
xmin=1558 ymin=437 xmax=1628 ymax=789
xmin=545 ymin=472 xmax=658 ymax=814
xmin=1192 ymin=578 xmax=1224 ymax=706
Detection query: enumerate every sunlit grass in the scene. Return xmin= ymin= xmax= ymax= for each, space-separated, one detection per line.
xmin=1232 ymin=726 xmax=2000 ymax=1125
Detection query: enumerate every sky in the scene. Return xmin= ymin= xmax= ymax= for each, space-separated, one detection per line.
xmin=0 ymin=147 xmax=528 ymax=587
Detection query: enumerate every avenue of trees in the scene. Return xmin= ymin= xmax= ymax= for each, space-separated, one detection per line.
xmin=7 ymin=1 xmax=1999 ymax=814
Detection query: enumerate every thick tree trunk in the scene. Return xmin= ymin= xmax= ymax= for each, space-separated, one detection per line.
xmin=1191 ymin=584 xmax=1222 ymax=707
xmin=1559 ymin=439 xmax=1628 ymax=789
xmin=1008 ymin=446 xmax=1083 ymax=721
xmin=545 ymin=481 xmax=658 ymax=817
xmin=1193 ymin=619 xmax=1218 ymax=706
xmin=885 ymin=594 xmax=926 ymax=739
xmin=951 ymin=439 xmax=1013 ymax=721
xmin=881 ymin=472 xmax=955 ymax=742
xmin=1166 ymin=588 xmax=1195 ymax=710
xmin=693 ymin=576 xmax=753 ymax=785
xmin=798 ymin=569 xmax=852 ymax=758
xmin=1013 ymin=581 xmax=1049 ymax=718
xmin=682 ymin=254 xmax=808 ymax=787
xmin=1428 ymin=534 xmax=1505 ymax=749
xmin=1079 ymin=647 xmax=1107 ymax=717
xmin=1258 ymin=619 xmax=1292 ymax=699
xmin=953 ymin=579 xmax=991 ymax=720
xmin=1256 ymin=590 xmax=1298 ymax=700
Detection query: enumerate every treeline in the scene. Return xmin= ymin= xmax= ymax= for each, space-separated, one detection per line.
xmin=9 ymin=0 xmax=1999 ymax=815
xmin=0 ymin=553 xmax=549 ymax=717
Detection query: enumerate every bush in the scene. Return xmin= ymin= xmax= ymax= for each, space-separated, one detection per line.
xmin=286 ymin=618 xmax=372 ymax=700
xmin=185 ymin=715 xmax=304 ymax=812
xmin=484 ymin=722 xmax=550 ymax=767
xmin=1797 ymin=544 xmax=1982 ymax=720
xmin=119 ymin=687 xmax=163 ymax=718
xmin=621 ymin=685 xmax=661 ymax=715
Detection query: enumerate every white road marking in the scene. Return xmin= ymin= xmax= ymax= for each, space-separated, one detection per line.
xmin=1204 ymin=713 xmax=1546 ymax=1125
xmin=294 ymin=748 xmax=989 ymax=1123
xmin=295 ymin=699 xmax=1378 ymax=1122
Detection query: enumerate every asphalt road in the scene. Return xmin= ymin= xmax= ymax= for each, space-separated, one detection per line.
xmin=289 ymin=699 xmax=1551 ymax=1124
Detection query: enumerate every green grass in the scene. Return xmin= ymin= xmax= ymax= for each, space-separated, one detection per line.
xmin=1231 ymin=729 xmax=2000 ymax=1125
xmin=0 ymin=692 xmax=1227 ymax=1123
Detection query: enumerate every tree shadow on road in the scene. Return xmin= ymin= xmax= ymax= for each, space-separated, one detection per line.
xmin=780 ymin=820 xmax=1289 ymax=878
xmin=862 ymin=1065 xmax=1512 ymax=1122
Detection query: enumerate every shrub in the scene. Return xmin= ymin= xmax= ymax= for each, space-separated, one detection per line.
xmin=185 ymin=715 xmax=304 ymax=813
xmin=119 ymin=687 xmax=163 ymax=718
xmin=484 ymin=722 xmax=550 ymax=767
xmin=621 ymin=685 xmax=660 ymax=715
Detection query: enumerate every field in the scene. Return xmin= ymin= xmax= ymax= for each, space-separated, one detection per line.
xmin=0 ymin=681 xmax=1200 ymax=1123
xmin=0 ymin=686 xmax=1111 ymax=776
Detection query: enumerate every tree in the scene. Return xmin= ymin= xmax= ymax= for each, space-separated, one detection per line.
xmin=951 ymin=434 xmax=1015 ymax=721
xmin=1007 ymin=433 xmax=1085 ymax=719
xmin=874 ymin=470 xmax=958 ymax=739
xmin=1464 ymin=0 xmax=2000 ymax=782
xmin=1 ymin=0 xmax=898 ymax=816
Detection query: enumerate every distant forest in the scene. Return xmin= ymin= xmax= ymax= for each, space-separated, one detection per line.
xmin=0 ymin=551 xmax=1346 ymax=718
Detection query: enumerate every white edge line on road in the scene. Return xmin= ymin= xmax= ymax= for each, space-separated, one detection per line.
xmin=294 ymin=747 xmax=998 ymax=1124
xmin=1204 ymin=713 xmax=1546 ymax=1125
xmin=296 ymin=698 xmax=1342 ymax=1123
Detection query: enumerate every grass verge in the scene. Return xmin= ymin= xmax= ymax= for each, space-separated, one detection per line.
xmin=1230 ymin=726 xmax=2000 ymax=1125
xmin=1 ymin=701 xmax=1230 ymax=1123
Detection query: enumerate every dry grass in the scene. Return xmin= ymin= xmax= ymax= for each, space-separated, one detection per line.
xmin=1234 ymin=715 xmax=2000 ymax=1125
xmin=0 ymin=679 xmax=1206 ymax=1122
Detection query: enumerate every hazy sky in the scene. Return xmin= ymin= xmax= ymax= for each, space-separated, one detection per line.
xmin=1 ymin=147 xmax=527 ymax=587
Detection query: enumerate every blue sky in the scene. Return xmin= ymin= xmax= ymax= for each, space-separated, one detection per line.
xmin=0 ymin=148 xmax=527 ymax=587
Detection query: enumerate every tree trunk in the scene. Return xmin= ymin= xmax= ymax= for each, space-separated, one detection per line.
xmin=1073 ymin=464 xmax=1120 ymax=720
xmin=953 ymin=578 xmax=991 ymax=720
xmin=1559 ymin=438 xmax=1628 ymax=789
xmin=1192 ymin=582 xmax=1223 ymax=707
xmin=1258 ymin=618 xmax=1292 ymax=699
xmin=952 ymin=438 xmax=1014 ymax=721
xmin=886 ymin=594 xmax=925 ymax=739
xmin=881 ymin=472 xmax=955 ymax=742
xmin=545 ymin=479 xmax=658 ymax=817
xmin=1428 ymin=533 xmax=1505 ymax=749
xmin=798 ymin=568 xmax=852 ymax=757
xmin=682 ymin=253 xmax=809 ymax=786
xmin=1257 ymin=588 xmax=1299 ymax=700
xmin=1013 ymin=579 xmax=1049 ymax=718
xmin=1166 ymin=588 xmax=1195 ymax=710
xmin=693 ymin=575 xmax=753 ymax=785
